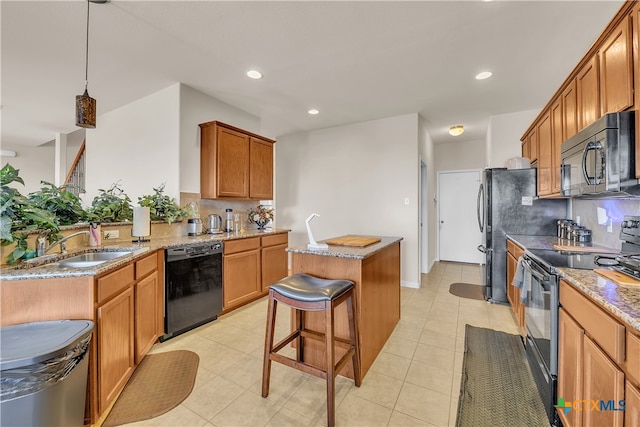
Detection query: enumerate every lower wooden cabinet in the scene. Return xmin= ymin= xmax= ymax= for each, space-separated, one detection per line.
xmin=558 ymin=280 xmax=639 ymax=427
xmin=135 ymin=271 xmax=159 ymax=363
xmin=223 ymin=237 xmax=261 ymax=310
xmin=506 ymin=239 xmax=525 ymax=337
xmin=261 ymin=233 xmax=288 ymax=292
xmin=97 ymin=287 xmax=135 ymax=414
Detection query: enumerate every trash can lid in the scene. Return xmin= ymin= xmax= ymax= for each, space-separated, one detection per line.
xmin=1 ymin=320 xmax=94 ymax=370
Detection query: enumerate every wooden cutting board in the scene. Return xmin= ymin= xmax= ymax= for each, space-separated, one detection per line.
xmin=325 ymin=235 xmax=381 ymax=248
xmin=595 ymin=269 xmax=640 ymax=286
xmin=553 ymin=244 xmax=619 ymax=253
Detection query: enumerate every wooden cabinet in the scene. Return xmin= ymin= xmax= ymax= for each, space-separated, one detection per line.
xmin=135 ymin=271 xmax=159 ymax=363
xmin=599 ymin=15 xmax=633 ymax=115
xmin=200 ymin=121 xmax=275 ymax=200
xmin=550 ymin=98 xmax=563 ymax=195
xmin=558 ymin=280 xmax=639 ymax=427
xmin=536 ymin=109 xmax=552 ymax=196
xmin=583 ymin=335 xmax=624 ymax=427
xmin=506 ymin=239 xmax=525 ymax=337
xmin=223 ymin=237 xmax=261 ymax=310
xmin=576 ymin=56 xmax=600 ymax=132
xmin=562 ymin=80 xmax=579 ymax=140
xmin=261 ymin=233 xmax=288 ymax=292
xmin=97 ymin=286 xmax=135 ymax=414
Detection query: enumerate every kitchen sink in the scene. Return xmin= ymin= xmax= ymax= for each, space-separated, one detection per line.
xmin=58 ymin=251 xmax=133 ymax=268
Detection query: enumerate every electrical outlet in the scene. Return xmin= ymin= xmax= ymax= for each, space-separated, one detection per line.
xmin=103 ymin=230 xmax=119 ymax=240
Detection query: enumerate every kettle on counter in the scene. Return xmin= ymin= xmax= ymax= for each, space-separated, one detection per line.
xmin=208 ymin=214 xmax=222 ymax=234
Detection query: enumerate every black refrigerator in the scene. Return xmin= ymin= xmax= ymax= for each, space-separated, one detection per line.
xmin=476 ymin=168 xmax=567 ymax=304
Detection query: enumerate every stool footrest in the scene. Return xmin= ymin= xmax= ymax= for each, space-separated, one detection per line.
xmin=300 ymin=329 xmax=352 ymax=349
xmin=270 ymin=353 xmax=327 ymax=379
xmin=334 ymin=348 xmax=356 ymax=377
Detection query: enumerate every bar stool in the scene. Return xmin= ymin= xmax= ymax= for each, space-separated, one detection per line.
xmin=261 ymin=273 xmax=361 ymax=427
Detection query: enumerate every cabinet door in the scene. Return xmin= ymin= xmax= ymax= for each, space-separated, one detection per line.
xmin=583 ymin=335 xmax=624 ymax=427
xmin=536 ymin=110 xmax=552 ymax=196
xmin=599 ymin=15 xmax=633 ymax=114
xmin=216 ymin=127 xmax=250 ymax=198
xmin=506 ymin=252 xmax=516 ymax=309
xmin=563 ymin=80 xmax=578 ymax=140
xmin=97 ymin=287 xmax=135 ymax=414
xmin=135 ymin=271 xmax=159 ymax=363
xmin=558 ymin=308 xmax=583 ymax=427
xmin=550 ymin=98 xmax=563 ymax=194
xmin=223 ymin=249 xmax=261 ymax=310
xmin=249 ymin=137 xmax=274 ymax=200
xmin=577 ymin=56 xmax=600 ymax=131
xmin=625 ymin=381 xmax=640 ymax=427
xmin=261 ymin=243 xmax=288 ymax=292
xmin=528 ymin=128 xmax=538 ymax=163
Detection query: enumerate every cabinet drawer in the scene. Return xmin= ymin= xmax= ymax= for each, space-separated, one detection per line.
xmin=97 ymin=264 xmax=135 ymax=305
xmin=135 ymin=252 xmax=157 ymax=279
xmin=560 ymin=281 xmax=625 ymax=364
xmin=224 ymin=237 xmax=260 ymax=254
xmin=627 ymin=330 xmax=640 ymax=385
xmin=506 ymin=239 xmax=524 ymax=259
xmin=262 ymin=233 xmax=288 ymax=248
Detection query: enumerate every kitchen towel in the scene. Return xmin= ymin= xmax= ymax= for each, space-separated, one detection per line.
xmin=512 ymin=256 xmax=530 ymax=303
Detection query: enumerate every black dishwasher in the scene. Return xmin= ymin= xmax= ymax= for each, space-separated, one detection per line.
xmin=162 ymin=242 xmax=223 ymax=341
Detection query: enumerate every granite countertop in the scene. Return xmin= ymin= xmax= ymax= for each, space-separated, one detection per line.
xmin=1 ymin=228 xmax=290 ymax=281
xmin=286 ymin=235 xmax=403 ymax=260
xmin=506 ymin=234 xmax=640 ymax=333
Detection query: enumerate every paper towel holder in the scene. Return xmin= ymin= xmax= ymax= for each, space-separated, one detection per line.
xmin=132 ymin=206 xmax=151 ymax=243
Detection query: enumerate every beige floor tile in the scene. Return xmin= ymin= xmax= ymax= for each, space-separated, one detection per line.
xmin=248 ymin=362 xmax=308 ymax=406
xmin=412 ymin=343 xmax=455 ymax=371
xmin=347 ymin=370 xmax=403 ymax=409
xmin=219 ymin=353 xmax=264 ymax=389
xmin=265 ymin=407 xmax=318 ymax=427
xmin=211 ymin=390 xmax=282 ymax=427
xmin=282 ymin=375 xmax=353 ymax=421
xmin=388 ymin=410 xmax=438 ymax=426
xmin=422 ymin=318 xmax=457 ymax=337
xmin=123 ymin=404 xmax=209 ymax=426
xmin=182 ymin=375 xmax=245 ymax=421
xmin=382 ymin=335 xmax=418 ymax=359
xmin=418 ymin=329 xmax=457 ymax=351
xmin=368 ymin=351 xmax=411 ymax=381
xmin=334 ymin=393 xmax=392 ymax=426
xmin=390 ymin=320 xmax=423 ymax=342
xmin=394 ymin=382 xmax=450 ymax=426
xmin=404 ymin=360 xmax=453 ymax=396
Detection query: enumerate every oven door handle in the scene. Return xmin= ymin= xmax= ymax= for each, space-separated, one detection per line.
xmin=522 ymin=258 xmax=548 ymax=282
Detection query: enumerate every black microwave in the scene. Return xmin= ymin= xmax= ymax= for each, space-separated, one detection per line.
xmin=560 ymin=111 xmax=639 ymax=197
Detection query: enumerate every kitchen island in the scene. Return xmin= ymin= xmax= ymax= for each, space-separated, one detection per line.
xmin=286 ymin=235 xmax=402 ymax=380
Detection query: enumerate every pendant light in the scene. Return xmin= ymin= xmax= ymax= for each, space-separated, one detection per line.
xmin=75 ymin=0 xmax=106 ymax=128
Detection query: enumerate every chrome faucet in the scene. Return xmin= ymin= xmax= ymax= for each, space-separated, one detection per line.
xmin=44 ymin=231 xmax=90 ymax=255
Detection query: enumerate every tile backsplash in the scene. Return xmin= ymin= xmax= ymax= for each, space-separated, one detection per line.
xmin=572 ymin=198 xmax=640 ymax=249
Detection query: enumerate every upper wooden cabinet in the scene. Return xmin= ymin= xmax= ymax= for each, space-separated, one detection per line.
xmin=562 ymin=80 xmax=578 ymax=141
xmin=576 ymin=55 xmax=600 ymax=131
xmin=200 ymin=121 xmax=276 ymax=200
xmin=550 ymin=98 xmax=563 ymax=194
xmin=536 ymin=110 xmax=552 ymax=196
xmin=522 ymin=128 xmax=537 ymax=163
xmin=599 ymin=15 xmax=633 ymax=115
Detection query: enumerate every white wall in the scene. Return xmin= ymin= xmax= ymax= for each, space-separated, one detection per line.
xmin=276 ymin=113 xmax=420 ymax=287
xmin=0 ymin=143 xmax=55 ymax=195
xmin=418 ymin=115 xmax=437 ymax=275
xmin=179 ymin=84 xmax=262 ymax=193
xmin=434 ymin=139 xmax=486 ymax=172
xmin=486 ymin=109 xmax=539 ymax=168
xmin=85 ymin=84 xmax=181 ymax=205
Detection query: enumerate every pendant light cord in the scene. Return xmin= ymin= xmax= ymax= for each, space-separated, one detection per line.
xmin=84 ymin=0 xmax=90 ymax=89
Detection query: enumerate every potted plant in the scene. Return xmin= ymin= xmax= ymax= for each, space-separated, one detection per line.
xmin=28 ymin=181 xmax=86 ymax=226
xmin=87 ymin=182 xmax=133 ymax=223
xmin=247 ymin=205 xmax=274 ymax=229
xmin=138 ymin=183 xmax=185 ymax=224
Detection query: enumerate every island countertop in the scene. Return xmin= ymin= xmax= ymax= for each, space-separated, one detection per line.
xmin=286 ymin=235 xmax=403 ymax=260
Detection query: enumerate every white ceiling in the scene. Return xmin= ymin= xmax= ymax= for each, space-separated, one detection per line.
xmin=1 ymin=0 xmax=624 ymax=148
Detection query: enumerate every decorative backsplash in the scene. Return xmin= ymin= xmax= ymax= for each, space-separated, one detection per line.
xmin=573 ymin=199 xmax=640 ymax=249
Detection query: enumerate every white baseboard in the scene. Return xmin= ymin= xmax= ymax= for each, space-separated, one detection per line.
xmin=401 ymin=280 xmax=420 ymax=289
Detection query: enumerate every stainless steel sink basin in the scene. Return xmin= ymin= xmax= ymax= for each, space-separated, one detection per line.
xmin=58 ymin=251 xmax=132 ymax=268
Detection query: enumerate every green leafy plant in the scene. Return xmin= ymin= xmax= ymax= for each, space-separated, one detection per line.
xmin=0 ymin=164 xmax=59 ymax=263
xmin=87 ymin=182 xmax=133 ymax=223
xmin=138 ymin=183 xmax=185 ymax=224
xmin=28 ymin=181 xmax=86 ymax=226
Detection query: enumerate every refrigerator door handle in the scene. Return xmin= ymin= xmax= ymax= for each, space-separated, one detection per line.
xmin=477 ymin=183 xmax=484 ymax=232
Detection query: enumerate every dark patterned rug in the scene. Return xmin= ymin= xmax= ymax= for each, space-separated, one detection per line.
xmin=456 ymin=325 xmax=549 ymax=427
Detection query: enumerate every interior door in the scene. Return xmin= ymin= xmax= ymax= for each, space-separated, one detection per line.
xmin=438 ymin=170 xmax=482 ymax=263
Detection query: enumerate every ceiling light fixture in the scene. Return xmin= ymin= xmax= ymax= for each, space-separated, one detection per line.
xmin=449 ymin=125 xmax=464 ymax=136
xmin=475 ymin=71 xmax=493 ymax=80
xmin=75 ymin=0 xmax=106 ymax=128
xmin=246 ymin=70 xmax=263 ymax=79
xmin=308 ymin=109 xmax=319 ymax=115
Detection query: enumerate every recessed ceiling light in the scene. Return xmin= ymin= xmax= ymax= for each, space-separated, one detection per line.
xmin=475 ymin=71 xmax=493 ymax=80
xmin=308 ymin=109 xmax=319 ymax=115
xmin=449 ymin=125 xmax=464 ymax=136
xmin=246 ymin=70 xmax=263 ymax=79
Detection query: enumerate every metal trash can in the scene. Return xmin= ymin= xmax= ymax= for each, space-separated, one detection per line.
xmin=1 ymin=320 xmax=94 ymax=427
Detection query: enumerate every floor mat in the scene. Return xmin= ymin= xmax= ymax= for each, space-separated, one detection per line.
xmin=102 ymin=350 xmax=199 ymax=427
xmin=449 ymin=282 xmax=485 ymax=301
xmin=456 ymin=325 xmax=549 ymax=427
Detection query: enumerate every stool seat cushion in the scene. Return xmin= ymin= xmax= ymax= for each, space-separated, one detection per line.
xmin=270 ymin=274 xmax=354 ymax=302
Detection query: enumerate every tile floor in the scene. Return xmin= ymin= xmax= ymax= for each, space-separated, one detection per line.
xmin=124 ymin=261 xmax=520 ymax=427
